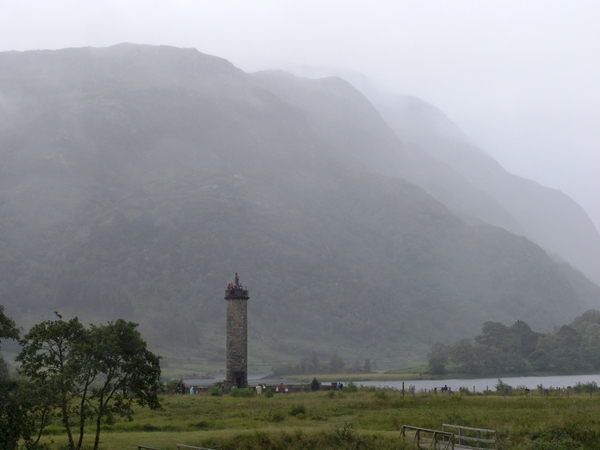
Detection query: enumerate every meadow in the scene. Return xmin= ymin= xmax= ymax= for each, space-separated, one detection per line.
xmin=36 ymin=386 xmax=600 ymax=450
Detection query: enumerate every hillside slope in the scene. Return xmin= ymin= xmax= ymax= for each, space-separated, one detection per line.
xmin=0 ymin=44 xmax=598 ymax=366
xmin=376 ymin=95 xmax=600 ymax=286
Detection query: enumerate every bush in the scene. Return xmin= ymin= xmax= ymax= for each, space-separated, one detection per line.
xmin=524 ymin=427 xmax=587 ymax=450
xmin=229 ymin=387 xmax=255 ymax=397
xmin=209 ymin=385 xmax=222 ymax=396
xmin=290 ymin=404 xmax=307 ymax=416
xmin=333 ymin=421 xmax=357 ymax=444
xmin=374 ymin=389 xmax=388 ymax=400
xmin=495 ymin=379 xmax=512 ymax=395
xmin=265 ymin=410 xmax=285 ymax=422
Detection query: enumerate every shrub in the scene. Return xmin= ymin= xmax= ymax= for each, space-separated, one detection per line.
xmin=495 ymin=379 xmax=512 ymax=395
xmin=333 ymin=421 xmax=357 ymax=444
xmin=290 ymin=404 xmax=307 ymax=416
xmin=374 ymin=389 xmax=388 ymax=400
xmin=229 ymin=387 xmax=255 ymax=397
xmin=265 ymin=410 xmax=285 ymax=422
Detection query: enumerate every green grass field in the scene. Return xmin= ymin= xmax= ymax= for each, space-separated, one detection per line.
xmin=37 ymin=387 xmax=600 ymax=449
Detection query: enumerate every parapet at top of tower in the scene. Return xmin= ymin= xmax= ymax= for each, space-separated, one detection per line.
xmin=225 ymin=272 xmax=249 ymax=299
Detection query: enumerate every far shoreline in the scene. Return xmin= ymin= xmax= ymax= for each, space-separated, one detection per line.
xmin=278 ymin=370 xmax=600 ymax=384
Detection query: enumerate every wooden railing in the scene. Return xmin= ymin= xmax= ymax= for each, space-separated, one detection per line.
xmin=137 ymin=445 xmax=215 ymax=450
xmin=401 ymin=424 xmax=500 ymax=450
xmin=176 ymin=444 xmax=215 ymax=450
xmin=442 ymin=424 xmax=500 ymax=449
xmin=400 ymin=425 xmax=455 ymax=449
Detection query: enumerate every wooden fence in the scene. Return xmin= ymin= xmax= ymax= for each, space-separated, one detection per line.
xmin=137 ymin=445 xmax=215 ymax=450
xmin=400 ymin=425 xmax=455 ymax=449
xmin=176 ymin=445 xmax=215 ymax=450
xmin=401 ymin=424 xmax=500 ymax=450
xmin=442 ymin=424 xmax=500 ymax=449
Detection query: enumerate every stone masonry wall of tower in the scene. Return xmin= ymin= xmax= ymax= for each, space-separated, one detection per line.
xmin=224 ymin=274 xmax=249 ymax=391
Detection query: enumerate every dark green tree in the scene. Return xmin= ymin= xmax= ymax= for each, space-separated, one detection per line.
xmin=0 ymin=305 xmax=19 ymax=375
xmin=475 ymin=321 xmax=511 ymax=349
xmin=85 ymin=319 xmax=162 ymax=450
xmin=0 ymin=305 xmax=19 ymax=341
xmin=16 ymin=313 xmax=87 ymax=449
xmin=427 ymin=343 xmax=448 ymax=375
xmin=0 ymin=378 xmax=56 ymax=450
xmin=16 ymin=314 xmax=161 ymax=450
xmin=510 ymin=320 xmax=539 ymax=358
xmin=0 ymin=377 xmax=27 ymax=450
xmin=450 ymin=339 xmax=481 ymax=374
xmin=0 ymin=305 xmax=31 ymax=450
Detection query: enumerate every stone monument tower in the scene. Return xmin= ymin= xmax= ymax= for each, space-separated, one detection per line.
xmin=224 ymin=273 xmax=249 ymax=390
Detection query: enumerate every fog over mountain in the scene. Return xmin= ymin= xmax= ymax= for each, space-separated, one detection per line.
xmin=3 ymin=1 xmax=598 ymax=233
xmin=1 ymin=44 xmax=599 ymax=367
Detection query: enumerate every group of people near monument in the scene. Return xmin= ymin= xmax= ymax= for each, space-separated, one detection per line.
xmin=226 ymin=272 xmax=243 ymax=291
xmin=255 ymin=383 xmax=289 ymax=394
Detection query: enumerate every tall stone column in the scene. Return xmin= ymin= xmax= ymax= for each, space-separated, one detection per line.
xmin=224 ymin=275 xmax=249 ymax=391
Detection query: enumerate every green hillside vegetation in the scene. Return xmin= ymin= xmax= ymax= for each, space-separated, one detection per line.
xmin=429 ymin=309 xmax=600 ymax=376
xmin=1 ymin=44 xmax=599 ymax=367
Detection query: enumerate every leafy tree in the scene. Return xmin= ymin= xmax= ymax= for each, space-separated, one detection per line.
xmin=85 ymin=319 xmax=162 ymax=450
xmin=556 ymin=325 xmax=582 ymax=347
xmin=16 ymin=313 xmax=87 ymax=449
xmin=475 ymin=321 xmax=510 ymax=349
xmin=0 ymin=305 xmax=19 ymax=341
xmin=427 ymin=343 xmax=448 ymax=375
xmin=0 ymin=377 xmax=28 ymax=450
xmin=571 ymin=309 xmax=600 ymax=327
xmin=0 ymin=304 xmax=19 ymax=375
xmin=510 ymin=320 xmax=539 ymax=358
xmin=16 ymin=314 xmax=161 ymax=450
xmin=0 ymin=377 xmax=56 ymax=450
xmin=0 ymin=305 xmax=32 ymax=450
xmin=450 ymin=339 xmax=481 ymax=374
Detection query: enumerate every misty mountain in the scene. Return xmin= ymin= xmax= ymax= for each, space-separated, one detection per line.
xmin=374 ymin=94 xmax=600 ymax=286
xmin=1 ymin=44 xmax=599 ymax=366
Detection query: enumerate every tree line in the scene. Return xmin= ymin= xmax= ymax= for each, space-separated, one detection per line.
xmin=428 ymin=309 xmax=600 ymax=376
xmin=0 ymin=305 xmax=161 ymax=450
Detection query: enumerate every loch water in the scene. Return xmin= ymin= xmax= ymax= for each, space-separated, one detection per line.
xmin=185 ymin=373 xmax=600 ymax=392
xmin=354 ymin=374 xmax=600 ymax=393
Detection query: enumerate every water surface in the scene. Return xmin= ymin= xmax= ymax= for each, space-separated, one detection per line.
xmin=354 ymin=374 xmax=600 ymax=393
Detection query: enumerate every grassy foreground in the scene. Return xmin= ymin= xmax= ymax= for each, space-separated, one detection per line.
xmin=38 ymin=387 xmax=600 ymax=449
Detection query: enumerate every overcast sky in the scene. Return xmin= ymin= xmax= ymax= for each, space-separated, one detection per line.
xmin=2 ymin=1 xmax=599 ymax=230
